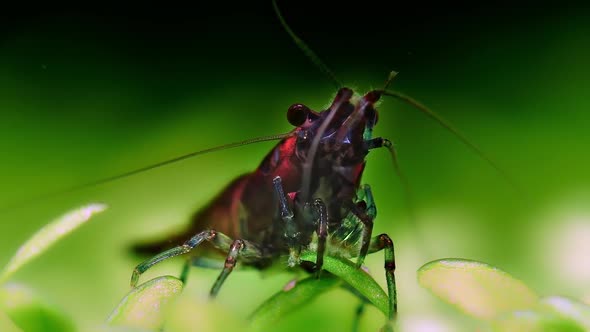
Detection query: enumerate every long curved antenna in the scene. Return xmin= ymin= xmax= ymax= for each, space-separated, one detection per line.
xmin=272 ymin=0 xmax=342 ymax=89
xmin=382 ymin=139 xmax=415 ymax=220
xmin=1 ymin=132 xmax=291 ymax=211
xmin=68 ymin=132 xmax=291 ymax=189
xmin=379 ymin=89 xmax=518 ymax=189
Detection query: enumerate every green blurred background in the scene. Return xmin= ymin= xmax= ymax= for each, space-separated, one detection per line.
xmin=0 ymin=1 xmax=589 ymax=331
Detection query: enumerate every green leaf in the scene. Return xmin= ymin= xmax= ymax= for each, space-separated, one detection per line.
xmin=249 ymin=274 xmax=341 ymax=330
xmin=491 ymin=296 xmax=590 ymax=332
xmin=0 ymin=310 xmax=22 ymax=332
xmin=249 ymin=254 xmax=389 ymax=330
xmin=299 ymin=253 xmax=389 ymax=315
xmin=107 ymin=276 xmax=184 ymax=330
xmin=417 ymin=258 xmax=538 ymax=320
xmin=537 ymin=296 xmax=590 ymax=329
xmin=0 ymin=283 xmax=75 ymax=332
xmin=492 ymin=310 xmax=585 ymax=332
xmin=0 ymin=203 xmax=108 ymax=283
xmin=166 ymin=295 xmax=245 ymax=332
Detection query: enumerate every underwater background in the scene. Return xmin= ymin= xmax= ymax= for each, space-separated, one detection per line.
xmin=0 ymin=1 xmax=589 ymax=331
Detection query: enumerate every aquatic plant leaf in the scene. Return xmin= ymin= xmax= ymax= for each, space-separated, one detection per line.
xmin=301 ymin=253 xmax=388 ymax=315
xmin=537 ymin=296 xmax=590 ymax=329
xmin=0 ymin=283 xmax=75 ymax=332
xmin=418 ymin=258 xmax=538 ymax=320
xmin=0 ymin=203 xmax=107 ymax=282
xmin=249 ymin=274 xmax=340 ymax=329
xmin=493 ymin=309 xmax=585 ymax=332
xmin=107 ymin=276 xmax=183 ymax=330
xmin=250 ymin=253 xmax=389 ymax=330
xmin=0 ymin=310 xmax=22 ymax=332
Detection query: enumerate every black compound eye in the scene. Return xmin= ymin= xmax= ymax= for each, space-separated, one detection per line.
xmin=287 ymin=103 xmax=310 ymax=127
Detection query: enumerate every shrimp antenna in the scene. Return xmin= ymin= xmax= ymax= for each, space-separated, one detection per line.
xmin=1 ymin=132 xmax=291 ymax=211
xmin=272 ymin=0 xmax=343 ymax=89
xmin=378 ymin=86 xmax=518 ymax=189
xmin=382 ymin=139 xmax=415 ymax=218
xmin=272 ymin=0 xmax=344 ymax=200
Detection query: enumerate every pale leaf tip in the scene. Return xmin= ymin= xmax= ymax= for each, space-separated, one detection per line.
xmin=417 ymin=258 xmax=538 ymax=320
xmin=0 ymin=203 xmax=108 ymax=283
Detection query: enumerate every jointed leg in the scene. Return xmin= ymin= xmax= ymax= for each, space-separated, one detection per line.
xmin=349 ymin=185 xmax=397 ymax=322
xmin=210 ymin=239 xmax=243 ymax=297
xmin=131 ymin=230 xmax=218 ymax=287
xmin=273 ymin=176 xmax=297 ymax=240
xmin=368 ymin=233 xmax=397 ymax=320
xmin=273 ymin=176 xmax=300 ymax=267
xmin=359 ymin=184 xmax=376 ymax=218
xmin=367 ymin=137 xmax=414 ymax=222
xmin=274 ymin=176 xmax=329 ymax=275
xmin=131 ymin=229 xmax=263 ymax=298
xmin=351 ymin=207 xmax=372 ymax=268
xmin=179 ymin=258 xmax=192 ymax=284
xmin=210 ymin=238 xmax=262 ymax=297
xmin=312 ymin=198 xmax=328 ymax=278
xmin=349 ymin=185 xmax=377 ymax=267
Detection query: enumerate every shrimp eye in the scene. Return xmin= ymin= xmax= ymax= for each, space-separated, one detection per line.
xmin=287 ymin=103 xmax=310 ymax=127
